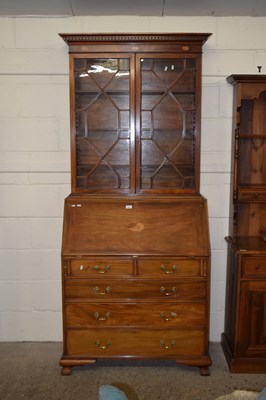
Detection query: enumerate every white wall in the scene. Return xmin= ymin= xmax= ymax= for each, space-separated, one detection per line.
xmin=1 ymin=15 xmax=266 ymax=342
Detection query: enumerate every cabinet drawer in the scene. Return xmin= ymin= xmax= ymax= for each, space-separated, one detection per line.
xmin=65 ymin=279 xmax=206 ymax=301
xmin=238 ymin=188 xmax=266 ymax=201
xmin=138 ymin=258 xmax=203 ymax=277
xmin=65 ymin=302 xmax=206 ymax=328
xmin=65 ymin=329 xmax=205 ymax=357
xmin=65 ymin=258 xmax=133 ymax=277
xmin=241 ymin=257 xmax=266 ymax=277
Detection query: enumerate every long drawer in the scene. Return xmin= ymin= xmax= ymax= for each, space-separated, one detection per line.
xmin=65 ymin=279 xmax=206 ymax=301
xmin=65 ymin=302 xmax=206 ymax=328
xmin=65 ymin=329 xmax=206 ymax=357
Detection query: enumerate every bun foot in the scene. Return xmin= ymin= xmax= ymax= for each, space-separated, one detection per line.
xmin=199 ymin=367 xmax=210 ymax=376
xmin=61 ymin=366 xmax=72 ymax=376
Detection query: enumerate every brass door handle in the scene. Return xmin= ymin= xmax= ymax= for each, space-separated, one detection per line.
xmin=93 ymin=264 xmax=110 ymax=274
xmin=160 ymin=312 xmax=177 ymax=321
xmin=160 ymin=286 xmax=177 ymax=296
xmin=94 ymin=311 xmax=112 ymax=321
xmin=94 ymin=286 xmax=111 ymax=295
xmin=160 ymin=265 xmax=177 ymax=274
xmin=95 ymin=340 xmax=111 ymax=350
xmin=160 ymin=340 xmax=176 ymax=349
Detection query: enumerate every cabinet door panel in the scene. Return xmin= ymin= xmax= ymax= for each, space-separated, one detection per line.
xmin=238 ymin=281 xmax=266 ymax=356
xmin=137 ymin=55 xmax=198 ymax=192
xmin=73 ymin=55 xmax=134 ymax=192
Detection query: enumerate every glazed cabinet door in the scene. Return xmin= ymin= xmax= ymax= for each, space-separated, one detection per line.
xmin=70 ymin=52 xmax=201 ymax=194
xmin=136 ymin=54 xmax=200 ymax=194
xmin=71 ymin=54 xmax=135 ymax=193
xmin=237 ymin=280 xmax=266 ymax=357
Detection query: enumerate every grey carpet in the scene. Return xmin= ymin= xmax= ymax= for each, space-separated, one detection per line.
xmin=0 ymin=342 xmax=265 ymax=400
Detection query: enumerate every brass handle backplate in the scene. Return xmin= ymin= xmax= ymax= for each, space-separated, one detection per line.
xmin=94 ymin=311 xmax=112 ymax=321
xmin=160 ymin=312 xmax=177 ymax=321
xmin=160 ymin=286 xmax=177 ymax=296
xmin=95 ymin=340 xmax=111 ymax=350
xmin=160 ymin=265 xmax=177 ymax=274
xmin=160 ymin=340 xmax=176 ymax=349
xmin=93 ymin=264 xmax=110 ymax=274
xmin=94 ymin=286 xmax=111 ymax=295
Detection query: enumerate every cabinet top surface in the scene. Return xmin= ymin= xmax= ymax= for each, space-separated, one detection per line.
xmin=227 ymin=74 xmax=266 ymax=84
xmin=226 ymin=236 xmax=266 ymax=253
xmin=59 ymin=32 xmax=211 ymax=45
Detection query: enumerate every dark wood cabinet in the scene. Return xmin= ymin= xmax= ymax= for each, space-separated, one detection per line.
xmin=59 ymin=33 xmax=211 ymax=375
xmin=222 ymin=75 xmax=266 ymax=373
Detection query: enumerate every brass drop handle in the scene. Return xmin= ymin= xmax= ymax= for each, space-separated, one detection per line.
xmin=160 ymin=286 xmax=177 ymax=296
xmin=160 ymin=340 xmax=176 ymax=349
xmin=93 ymin=264 xmax=110 ymax=274
xmin=160 ymin=265 xmax=177 ymax=274
xmin=160 ymin=312 xmax=177 ymax=321
xmin=94 ymin=311 xmax=112 ymax=321
xmin=94 ymin=286 xmax=111 ymax=295
xmin=95 ymin=340 xmax=111 ymax=350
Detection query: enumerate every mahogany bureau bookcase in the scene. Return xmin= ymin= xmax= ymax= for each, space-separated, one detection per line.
xmin=59 ymin=33 xmax=212 ymax=375
xmin=222 ymin=75 xmax=266 ymax=373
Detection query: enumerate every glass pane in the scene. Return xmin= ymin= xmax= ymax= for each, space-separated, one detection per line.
xmin=140 ymin=58 xmax=196 ymax=190
xmin=74 ymin=58 xmax=130 ymax=190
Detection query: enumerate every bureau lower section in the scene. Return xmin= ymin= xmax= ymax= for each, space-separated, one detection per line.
xmin=60 ymin=256 xmax=211 ymax=375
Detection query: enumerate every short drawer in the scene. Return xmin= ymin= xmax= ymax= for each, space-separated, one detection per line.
xmin=65 ymin=329 xmax=206 ymax=358
xmin=138 ymin=258 xmax=204 ymax=277
xmin=241 ymin=257 xmax=266 ymax=277
xmin=65 ymin=258 xmax=133 ymax=277
xmin=65 ymin=302 xmax=206 ymax=328
xmin=238 ymin=188 xmax=266 ymax=201
xmin=65 ymin=279 xmax=206 ymax=301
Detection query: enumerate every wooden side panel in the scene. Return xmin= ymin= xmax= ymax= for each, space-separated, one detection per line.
xmin=222 ymin=245 xmax=239 ymax=357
